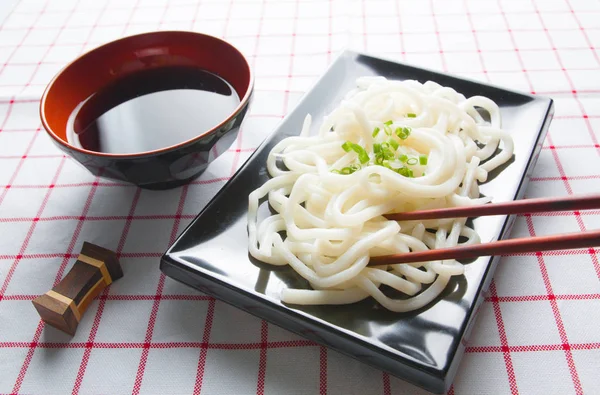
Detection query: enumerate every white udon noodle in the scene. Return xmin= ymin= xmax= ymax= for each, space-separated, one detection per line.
xmin=247 ymin=77 xmax=514 ymax=312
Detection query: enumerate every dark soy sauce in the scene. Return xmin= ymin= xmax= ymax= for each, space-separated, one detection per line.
xmin=70 ymin=66 xmax=240 ymax=154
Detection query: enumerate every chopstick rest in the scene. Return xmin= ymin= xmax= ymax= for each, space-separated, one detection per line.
xmin=32 ymin=242 xmax=123 ymax=335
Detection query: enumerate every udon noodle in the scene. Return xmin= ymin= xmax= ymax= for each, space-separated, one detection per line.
xmin=248 ymin=77 xmax=514 ymax=312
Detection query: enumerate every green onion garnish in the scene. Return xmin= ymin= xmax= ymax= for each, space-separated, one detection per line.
xmin=372 ymin=127 xmax=380 ymax=137
xmin=384 ymin=125 xmax=392 ymax=136
xmin=397 ymin=167 xmax=414 ymax=177
xmin=341 ymin=141 xmax=369 ymax=164
xmin=339 ymin=164 xmax=360 ymax=175
xmin=395 ymin=127 xmax=411 ymax=140
xmin=419 ymin=155 xmax=428 ymax=165
xmin=373 ymin=143 xmax=381 ymax=154
xmin=357 ymin=150 xmax=369 ymax=164
xmin=383 ymin=149 xmax=395 ymax=160
xmin=384 ymin=120 xmax=393 ymax=126
xmin=376 ymin=160 xmax=394 ymax=171
xmin=399 ymin=154 xmax=408 ymax=163
xmin=406 ymin=113 xmax=416 ymax=118
xmin=407 ymin=157 xmax=418 ymax=165
xmin=388 ymin=138 xmax=399 ymax=150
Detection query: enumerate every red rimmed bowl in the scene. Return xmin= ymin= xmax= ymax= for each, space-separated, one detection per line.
xmin=40 ymin=31 xmax=253 ymax=190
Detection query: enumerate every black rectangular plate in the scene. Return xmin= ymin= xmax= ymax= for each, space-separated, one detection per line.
xmin=161 ymin=50 xmax=554 ymax=394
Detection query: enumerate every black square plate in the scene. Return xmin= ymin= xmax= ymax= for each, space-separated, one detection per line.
xmin=161 ymin=50 xmax=554 ymax=394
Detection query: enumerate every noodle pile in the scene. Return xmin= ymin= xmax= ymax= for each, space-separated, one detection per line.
xmin=248 ymin=77 xmax=514 ymax=312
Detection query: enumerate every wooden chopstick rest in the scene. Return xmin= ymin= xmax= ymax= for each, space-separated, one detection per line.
xmin=32 ymin=242 xmax=123 ymax=336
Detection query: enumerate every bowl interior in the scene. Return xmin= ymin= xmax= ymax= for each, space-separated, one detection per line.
xmin=41 ymin=31 xmax=252 ymax=155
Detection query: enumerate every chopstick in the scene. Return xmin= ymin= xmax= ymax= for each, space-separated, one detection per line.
xmin=369 ymin=194 xmax=600 ymax=267
xmin=383 ymin=194 xmax=600 ymax=221
xmin=367 ymin=229 xmax=600 ymax=267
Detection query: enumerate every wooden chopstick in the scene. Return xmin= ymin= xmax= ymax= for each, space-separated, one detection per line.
xmin=383 ymin=194 xmax=600 ymax=221
xmin=368 ymin=229 xmax=600 ymax=267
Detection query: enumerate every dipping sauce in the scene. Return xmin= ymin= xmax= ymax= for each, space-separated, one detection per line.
xmin=68 ymin=66 xmax=240 ymax=154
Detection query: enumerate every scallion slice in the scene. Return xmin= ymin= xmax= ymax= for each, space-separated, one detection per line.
xmin=341 ymin=141 xmax=369 ymax=164
xmin=397 ymin=167 xmax=414 ymax=177
xmin=341 ymin=141 xmax=353 ymax=152
xmin=395 ymin=127 xmax=411 ymax=140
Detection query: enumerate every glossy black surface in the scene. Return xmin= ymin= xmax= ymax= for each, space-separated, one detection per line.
xmin=62 ymin=102 xmax=247 ymax=190
xmin=161 ymin=50 xmax=554 ymax=393
xmin=72 ymin=66 xmax=240 ymax=154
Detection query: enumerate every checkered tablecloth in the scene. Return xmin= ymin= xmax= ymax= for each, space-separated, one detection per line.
xmin=1 ymin=0 xmax=599 ymax=394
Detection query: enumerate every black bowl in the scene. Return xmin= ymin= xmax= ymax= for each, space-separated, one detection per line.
xmin=40 ymin=31 xmax=253 ymax=190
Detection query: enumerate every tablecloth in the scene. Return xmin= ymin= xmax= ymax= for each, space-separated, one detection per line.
xmin=0 ymin=0 xmax=599 ymax=394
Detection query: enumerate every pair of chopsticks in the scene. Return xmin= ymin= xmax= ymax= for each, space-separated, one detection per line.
xmin=368 ymin=194 xmax=600 ymax=267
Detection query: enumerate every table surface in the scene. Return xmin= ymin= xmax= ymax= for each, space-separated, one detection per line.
xmin=0 ymin=0 xmax=599 ymax=394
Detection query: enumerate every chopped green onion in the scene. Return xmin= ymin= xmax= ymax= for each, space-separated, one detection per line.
xmin=380 ymin=143 xmax=395 ymax=159
xmin=384 ymin=120 xmax=393 ymax=126
xmin=372 ymin=127 xmax=380 ymax=137
xmin=376 ymin=160 xmax=394 ymax=171
xmin=339 ymin=164 xmax=360 ymax=175
xmin=407 ymin=157 xmax=418 ymax=166
xmin=388 ymin=138 xmax=399 ymax=150
xmin=373 ymin=143 xmax=381 ymax=154
xmin=419 ymin=155 xmax=428 ymax=165
xmin=397 ymin=167 xmax=414 ymax=178
xmin=357 ymin=150 xmax=369 ymax=164
xmin=341 ymin=141 xmax=369 ymax=164
xmin=384 ymin=125 xmax=392 ymax=136
xmin=395 ymin=127 xmax=411 ymax=140
xmin=406 ymin=113 xmax=417 ymax=118
xmin=398 ymin=154 xmax=408 ymax=163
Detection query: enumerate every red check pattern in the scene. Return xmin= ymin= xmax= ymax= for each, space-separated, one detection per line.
xmin=1 ymin=0 xmax=599 ymax=394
